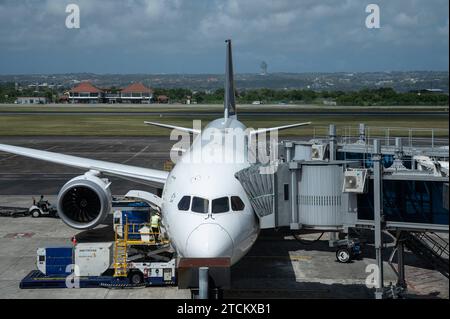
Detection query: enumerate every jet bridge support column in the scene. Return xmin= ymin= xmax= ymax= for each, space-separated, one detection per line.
xmin=199 ymin=267 xmax=209 ymax=299
xmin=397 ymin=240 xmax=406 ymax=289
xmin=329 ymin=124 xmax=337 ymax=161
xmin=373 ymin=139 xmax=385 ymax=299
xmin=286 ymin=142 xmax=299 ymax=230
xmin=328 ymin=124 xmax=338 ymax=246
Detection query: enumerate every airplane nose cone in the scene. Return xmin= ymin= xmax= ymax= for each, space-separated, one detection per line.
xmin=185 ymin=224 xmax=234 ymax=258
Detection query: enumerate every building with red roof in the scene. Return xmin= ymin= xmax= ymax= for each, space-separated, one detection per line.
xmin=68 ymin=81 xmax=155 ymax=104
xmin=120 ymin=82 xmax=153 ymax=104
xmin=68 ymin=82 xmax=104 ymax=104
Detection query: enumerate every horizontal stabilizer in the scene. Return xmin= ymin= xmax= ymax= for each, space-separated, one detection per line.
xmin=250 ymin=122 xmax=311 ymax=136
xmin=144 ymin=121 xmax=201 ymax=134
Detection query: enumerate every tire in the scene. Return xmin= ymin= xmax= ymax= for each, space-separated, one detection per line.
xmin=128 ymin=271 xmax=144 ymax=285
xmin=336 ymin=247 xmax=352 ymax=263
xmin=31 ymin=209 xmax=41 ymax=218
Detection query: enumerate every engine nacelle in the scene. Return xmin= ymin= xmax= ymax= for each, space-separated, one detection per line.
xmin=57 ymin=172 xmax=112 ymax=230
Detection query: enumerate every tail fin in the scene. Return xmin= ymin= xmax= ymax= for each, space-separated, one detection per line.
xmin=224 ymin=39 xmax=236 ymax=119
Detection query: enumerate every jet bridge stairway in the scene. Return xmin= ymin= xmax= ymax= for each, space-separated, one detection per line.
xmin=402 ymin=231 xmax=449 ymax=279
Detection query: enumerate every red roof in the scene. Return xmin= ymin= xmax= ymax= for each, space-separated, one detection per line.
xmin=121 ymin=82 xmax=153 ymax=94
xmin=70 ymin=82 xmax=103 ymax=93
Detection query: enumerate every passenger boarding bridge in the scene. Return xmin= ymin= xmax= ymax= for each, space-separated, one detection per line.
xmin=235 ymin=123 xmax=449 ymax=299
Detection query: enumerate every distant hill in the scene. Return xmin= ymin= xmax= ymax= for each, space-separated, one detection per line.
xmin=0 ymin=71 xmax=448 ymax=93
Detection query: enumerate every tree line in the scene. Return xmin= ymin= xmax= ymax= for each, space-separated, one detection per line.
xmin=180 ymin=87 xmax=448 ymax=106
xmin=0 ymin=83 xmax=448 ymax=106
xmin=0 ymin=83 xmax=55 ymax=103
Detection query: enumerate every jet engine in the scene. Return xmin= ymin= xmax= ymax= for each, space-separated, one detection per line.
xmin=57 ymin=171 xmax=112 ymax=230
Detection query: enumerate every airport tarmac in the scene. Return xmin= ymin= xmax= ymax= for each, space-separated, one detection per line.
xmin=0 ymin=136 xmax=448 ymax=299
xmin=0 ymin=198 xmax=448 ymax=299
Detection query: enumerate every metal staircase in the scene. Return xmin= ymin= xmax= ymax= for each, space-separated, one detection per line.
xmin=113 ymin=221 xmax=170 ymax=277
xmin=114 ymin=226 xmax=128 ymax=277
xmin=404 ymin=231 xmax=449 ymax=278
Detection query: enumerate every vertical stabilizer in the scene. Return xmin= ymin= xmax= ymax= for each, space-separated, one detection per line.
xmin=224 ymin=39 xmax=236 ymax=119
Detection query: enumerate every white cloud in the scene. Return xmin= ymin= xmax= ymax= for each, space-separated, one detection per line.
xmin=438 ymin=19 xmax=449 ymax=36
xmin=394 ymin=12 xmax=418 ymax=27
xmin=0 ymin=0 xmax=447 ymax=72
xmin=144 ymin=0 xmax=182 ymax=20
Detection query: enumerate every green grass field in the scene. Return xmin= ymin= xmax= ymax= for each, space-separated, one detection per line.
xmin=0 ymin=104 xmax=447 ymax=137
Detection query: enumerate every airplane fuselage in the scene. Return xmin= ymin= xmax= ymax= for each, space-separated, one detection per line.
xmin=161 ymin=117 xmax=260 ymax=265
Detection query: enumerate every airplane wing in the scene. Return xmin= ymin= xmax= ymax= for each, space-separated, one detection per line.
xmin=249 ymin=122 xmax=312 ymax=136
xmin=144 ymin=121 xmax=201 ymax=134
xmin=0 ymin=143 xmax=168 ymax=187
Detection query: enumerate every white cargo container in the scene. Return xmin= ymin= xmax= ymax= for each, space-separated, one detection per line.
xmin=74 ymin=242 xmax=113 ymax=276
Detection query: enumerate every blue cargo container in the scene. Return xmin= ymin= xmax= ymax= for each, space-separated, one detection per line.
xmin=112 ymin=200 xmax=151 ymax=240
xmin=37 ymin=247 xmax=73 ymax=276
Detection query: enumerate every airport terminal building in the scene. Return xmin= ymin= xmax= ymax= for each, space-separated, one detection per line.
xmin=68 ymin=82 xmax=154 ymax=104
xmin=68 ymin=82 xmax=104 ymax=104
xmin=120 ymin=83 xmax=153 ymax=104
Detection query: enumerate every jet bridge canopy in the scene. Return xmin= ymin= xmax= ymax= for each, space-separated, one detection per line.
xmin=235 ymin=161 xmax=359 ymax=230
xmin=234 ymin=164 xmax=275 ymax=219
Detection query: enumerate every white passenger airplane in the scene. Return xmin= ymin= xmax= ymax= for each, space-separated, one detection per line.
xmin=0 ymin=40 xmax=310 ymax=265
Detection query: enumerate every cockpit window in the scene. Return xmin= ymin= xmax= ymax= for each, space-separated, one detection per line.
xmin=231 ymin=196 xmax=245 ymax=211
xmin=177 ymin=196 xmax=191 ymax=211
xmin=191 ymin=197 xmax=209 ymax=214
xmin=212 ymin=197 xmax=229 ymax=214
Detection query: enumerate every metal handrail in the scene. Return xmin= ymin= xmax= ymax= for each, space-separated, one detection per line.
xmin=311 ymin=125 xmax=449 ymax=149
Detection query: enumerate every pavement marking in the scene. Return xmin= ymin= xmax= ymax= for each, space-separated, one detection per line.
xmin=4 ymin=233 xmax=35 ymax=239
xmin=121 ymin=145 xmax=151 ymax=164
xmin=290 ymin=255 xmax=312 ymax=261
xmin=0 ymin=154 xmax=19 ymax=163
xmin=0 ymin=146 xmax=58 ymax=163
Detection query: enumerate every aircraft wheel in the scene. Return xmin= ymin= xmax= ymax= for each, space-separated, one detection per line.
xmin=336 ymin=247 xmax=352 ymax=263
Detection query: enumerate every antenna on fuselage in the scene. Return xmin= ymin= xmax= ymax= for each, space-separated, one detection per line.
xmin=224 ymin=39 xmax=236 ymax=119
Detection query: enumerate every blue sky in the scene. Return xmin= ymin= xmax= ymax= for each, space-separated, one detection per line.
xmin=0 ymin=0 xmax=448 ymax=74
